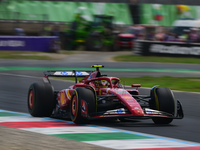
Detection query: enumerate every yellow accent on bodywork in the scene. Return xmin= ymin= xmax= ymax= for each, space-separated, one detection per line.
xmin=106 ymin=89 xmax=110 ymax=93
xmin=99 ymin=89 xmax=101 ymax=95
xmin=154 ymin=87 xmax=159 ymax=110
xmin=67 ymin=89 xmax=71 ymax=99
xmin=122 ymin=96 xmax=132 ymax=99
xmin=60 ymin=92 xmax=65 ymax=105
xmin=91 ymin=65 xmax=103 ymax=68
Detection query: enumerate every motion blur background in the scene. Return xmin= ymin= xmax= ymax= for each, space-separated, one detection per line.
xmin=2 ymin=0 xmax=200 ymax=52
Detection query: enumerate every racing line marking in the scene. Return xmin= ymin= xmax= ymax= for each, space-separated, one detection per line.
xmin=0 ymin=109 xmax=200 ymax=150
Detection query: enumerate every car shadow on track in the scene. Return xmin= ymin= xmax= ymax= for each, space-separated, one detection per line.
xmin=56 ymin=117 xmax=176 ymax=128
xmin=89 ymin=118 xmax=177 ymax=127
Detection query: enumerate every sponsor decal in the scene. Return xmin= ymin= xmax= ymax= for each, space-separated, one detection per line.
xmin=66 ymin=89 xmax=71 ymax=100
xmin=0 ymin=40 xmax=25 ymax=47
xmin=122 ymin=96 xmax=132 ymax=99
xmin=126 ymin=101 xmax=138 ymax=104
xmin=61 ymin=71 xmax=69 ymax=75
xmin=60 ymin=92 xmax=66 ymax=105
xmin=114 ymin=89 xmax=129 ymax=95
xmin=101 ymin=91 xmax=107 ymax=95
xmin=106 ymin=89 xmax=110 ymax=93
xmin=133 ymin=41 xmax=142 ymax=54
xmin=144 ymin=108 xmax=162 ymax=115
xmin=55 ymin=71 xmax=89 ymax=76
xmin=117 ymin=109 xmax=123 ymax=114
xmin=150 ymin=44 xmax=200 ymax=55
xmin=132 ymin=107 xmax=139 ymax=110
xmin=76 ymin=72 xmax=83 ymax=75
xmin=104 ymin=108 xmax=126 ymax=115
xmin=81 ymin=100 xmax=87 ymax=113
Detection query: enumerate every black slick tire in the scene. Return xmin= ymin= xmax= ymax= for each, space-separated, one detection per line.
xmin=70 ymin=88 xmax=96 ymax=124
xmin=28 ymin=83 xmax=55 ymax=117
xmin=150 ymin=87 xmax=175 ymax=124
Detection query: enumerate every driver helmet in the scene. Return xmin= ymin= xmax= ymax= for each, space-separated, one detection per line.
xmin=95 ymin=80 xmax=108 ymax=88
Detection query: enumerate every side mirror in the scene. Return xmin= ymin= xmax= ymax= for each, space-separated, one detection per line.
xmin=131 ymin=84 xmax=141 ymax=88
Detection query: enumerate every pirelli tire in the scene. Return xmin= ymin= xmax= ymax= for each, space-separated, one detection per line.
xmin=70 ymin=88 xmax=96 ymax=124
xmin=150 ymin=87 xmax=176 ymax=124
xmin=28 ymin=83 xmax=55 ymax=117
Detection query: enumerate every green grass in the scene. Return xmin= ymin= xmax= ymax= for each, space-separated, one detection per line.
xmin=111 ymin=54 xmax=200 ymax=92
xmin=113 ymin=55 xmax=200 ymax=64
xmin=0 ymin=51 xmax=74 ymax=60
xmin=2 ymin=51 xmax=200 ymax=64
xmin=56 ymin=76 xmax=200 ymax=93
xmin=120 ymin=76 xmax=200 ymax=93
xmin=2 ymin=51 xmax=200 ymax=92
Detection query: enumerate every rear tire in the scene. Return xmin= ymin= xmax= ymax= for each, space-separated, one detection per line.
xmin=28 ymin=83 xmax=55 ymax=117
xmin=150 ymin=87 xmax=175 ymax=124
xmin=70 ymin=88 xmax=96 ymax=124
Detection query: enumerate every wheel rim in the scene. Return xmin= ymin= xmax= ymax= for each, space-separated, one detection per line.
xmin=29 ymin=90 xmax=34 ymax=109
xmin=72 ymin=96 xmax=77 ymax=116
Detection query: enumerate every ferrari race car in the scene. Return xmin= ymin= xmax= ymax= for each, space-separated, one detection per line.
xmin=28 ymin=65 xmax=183 ymax=124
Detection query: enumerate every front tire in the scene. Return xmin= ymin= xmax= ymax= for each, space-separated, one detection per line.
xmin=70 ymin=88 xmax=96 ymax=124
xmin=150 ymin=87 xmax=175 ymax=124
xmin=28 ymin=83 xmax=55 ymax=117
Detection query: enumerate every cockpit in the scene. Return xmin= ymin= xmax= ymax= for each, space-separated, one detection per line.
xmin=88 ymin=77 xmax=122 ymax=89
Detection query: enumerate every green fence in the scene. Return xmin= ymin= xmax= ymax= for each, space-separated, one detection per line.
xmin=0 ymin=0 xmax=132 ymax=25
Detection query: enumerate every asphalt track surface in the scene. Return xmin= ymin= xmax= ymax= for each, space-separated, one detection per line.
xmin=0 ymin=51 xmax=200 ymax=149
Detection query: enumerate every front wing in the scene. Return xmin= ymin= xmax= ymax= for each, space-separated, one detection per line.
xmin=88 ymin=105 xmax=183 ymax=120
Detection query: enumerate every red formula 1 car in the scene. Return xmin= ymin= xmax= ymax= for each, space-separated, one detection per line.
xmin=28 ymin=65 xmax=183 ymax=124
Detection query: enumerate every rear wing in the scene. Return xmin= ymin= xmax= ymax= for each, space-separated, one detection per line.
xmin=43 ymin=70 xmax=90 ymax=83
